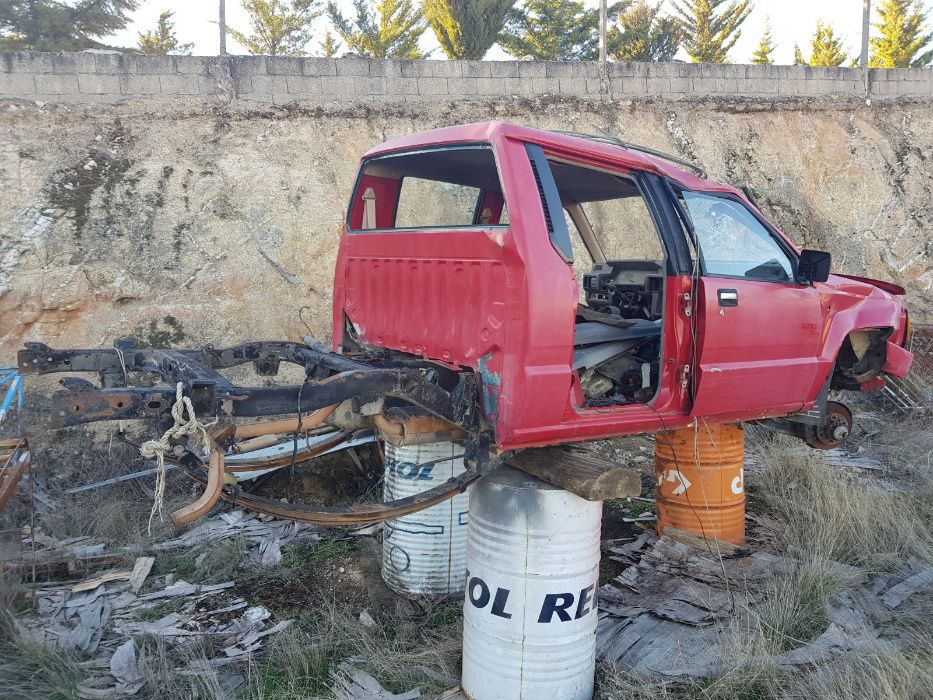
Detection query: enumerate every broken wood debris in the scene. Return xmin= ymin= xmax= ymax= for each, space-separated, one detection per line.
xmin=596 ymin=534 xmax=893 ymax=678
xmin=10 ymin=517 xmax=302 ymax=696
xmin=332 ymin=663 xmax=421 ymax=700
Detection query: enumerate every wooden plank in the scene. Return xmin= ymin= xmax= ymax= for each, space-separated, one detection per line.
xmin=508 ymin=446 xmax=642 ymax=501
xmin=0 ymin=448 xmax=30 ymax=513
xmin=72 ymin=570 xmax=135 ymax=593
xmin=128 ymin=556 xmax=155 ymax=594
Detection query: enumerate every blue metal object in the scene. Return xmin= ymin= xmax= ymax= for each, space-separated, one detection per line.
xmin=0 ymin=368 xmax=24 ymax=426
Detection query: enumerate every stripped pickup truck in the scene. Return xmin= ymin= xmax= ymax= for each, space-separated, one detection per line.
xmin=19 ymin=122 xmax=913 ymax=521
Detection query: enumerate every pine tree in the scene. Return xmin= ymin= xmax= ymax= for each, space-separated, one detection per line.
xmin=327 ymin=0 xmax=428 ymax=58
xmin=227 ymin=0 xmax=323 ymax=56
xmin=670 ymin=0 xmax=752 ymax=64
xmin=608 ymin=0 xmax=681 ymax=62
xmin=320 ymin=28 xmax=340 ymax=56
xmin=793 ymin=43 xmax=806 ymax=65
xmin=498 ymin=0 xmax=607 ymax=60
xmin=423 ymin=0 xmax=516 ymax=60
xmin=750 ymin=21 xmax=774 ymax=64
xmin=869 ymin=0 xmax=932 ymax=68
xmin=138 ymin=10 xmax=193 ymax=55
xmin=809 ymin=20 xmax=847 ymax=67
xmin=0 ymin=0 xmax=140 ymax=51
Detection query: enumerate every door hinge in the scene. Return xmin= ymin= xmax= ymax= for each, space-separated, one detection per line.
xmin=682 ymin=292 xmax=692 ymax=317
xmin=679 ymin=364 xmax=691 ymax=387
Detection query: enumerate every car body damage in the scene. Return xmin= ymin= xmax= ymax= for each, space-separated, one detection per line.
xmin=20 ymin=121 xmax=913 ymax=475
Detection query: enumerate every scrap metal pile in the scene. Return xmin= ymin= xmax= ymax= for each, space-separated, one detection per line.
xmin=14 ymin=337 xmax=486 ymax=527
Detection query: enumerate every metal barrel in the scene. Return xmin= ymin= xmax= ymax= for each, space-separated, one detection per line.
xmin=382 ymin=441 xmax=470 ymax=597
xmin=462 ymin=466 xmax=601 ymax=700
xmin=655 ymin=423 xmax=745 ymax=546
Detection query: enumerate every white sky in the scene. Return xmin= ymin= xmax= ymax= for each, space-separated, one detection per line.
xmin=109 ymin=0 xmax=933 ymax=65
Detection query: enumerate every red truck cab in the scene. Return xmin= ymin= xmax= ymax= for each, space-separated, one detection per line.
xmin=333 ymin=121 xmax=912 ymax=450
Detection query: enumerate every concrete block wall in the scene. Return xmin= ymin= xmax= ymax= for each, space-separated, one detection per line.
xmin=1 ymin=51 xmax=931 ymax=105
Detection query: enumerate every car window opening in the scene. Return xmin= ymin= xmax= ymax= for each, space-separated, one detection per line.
xmin=348 ymin=145 xmax=507 ymax=232
xmin=545 ymin=158 xmax=666 ymax=410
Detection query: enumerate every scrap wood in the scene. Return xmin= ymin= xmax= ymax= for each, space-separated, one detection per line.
xmin=153 ymin=509 xmax=306 ymax=551
xmin=127 ymin=557 xmax=155 ymax=594
xmin=596 ymin=536 xmax=894 ymax=678
xmin=73 ymin=570 xmax=135 ymax=593
xmin=0 ymin=442 xmax=30 ymax=512
xmin=508 ymin=445 xmax=641 ymax=501
xmin=4 ymin=553 xmax=126 ymax=577
xmin=332 ymin=663 xmax=421 ymax=700
xmin=880 ymin=565 xmax=933 ymax=609
xmin=137 ymin=580 xmax=234 ymax=601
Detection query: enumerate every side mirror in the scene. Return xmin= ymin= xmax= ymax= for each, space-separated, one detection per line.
xmin=797 ymin=249 xmax=831 ymax=284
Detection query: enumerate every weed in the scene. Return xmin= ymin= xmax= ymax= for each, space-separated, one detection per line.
xmin=196 ymin=538 xmax=246 ymax=583
xmin=138 ymin=636 xmax=228 ymax=699
xmin=278 ymin=536 xmax=356 ymax=568
xmin=150 ymin=552 xmax=197 ymax=582
xmin=0 ymin=637 xmax=83 ymax=700
xmin=132 ymin=598 xmax=188 ymax=621
xmin=752 ymin=437 xmax=933 ymax=569
xmin=786 ymin=641 xmax=933 ymax=700
xmin=754 ymin=559 xmax=846 ymax=652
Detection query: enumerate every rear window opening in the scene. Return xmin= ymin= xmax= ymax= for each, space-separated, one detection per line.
xmin=347 ymin=145 xmax=507 ymax=232
xmin=539 ymin=157 xmax=667 ymax=409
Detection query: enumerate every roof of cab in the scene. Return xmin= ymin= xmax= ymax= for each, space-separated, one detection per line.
xmin=363 ymin=120 xmax=741 ymax=196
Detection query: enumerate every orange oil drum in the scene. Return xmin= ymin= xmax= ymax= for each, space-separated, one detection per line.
xmin=655 ymin=423 xmax=745 ymax=546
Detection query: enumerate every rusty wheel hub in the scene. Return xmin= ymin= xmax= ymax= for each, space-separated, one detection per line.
xmin=805 ymin=401 xmax=853 ymax=450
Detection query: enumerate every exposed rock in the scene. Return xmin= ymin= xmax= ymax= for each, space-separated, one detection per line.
xmin=0 ymin=98 xmax=929 ymax=357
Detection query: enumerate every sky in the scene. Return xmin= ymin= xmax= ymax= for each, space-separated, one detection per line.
xmin=108 ymin=0 xmax=933 ymax=65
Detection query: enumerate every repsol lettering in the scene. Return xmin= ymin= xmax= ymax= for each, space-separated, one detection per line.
xmin=466 ymin=575 xmax=597 ymax=623
xmin=537 ymin=584 xmax=596 ymax=622
xmin=386 ymin=459 xmax=435 ymax=481
xmin=467 ymin=576 xmax=512 ymax=619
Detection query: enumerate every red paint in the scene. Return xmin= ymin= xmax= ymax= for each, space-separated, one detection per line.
xmin=332 ymin=122 xmax=913 ymax=450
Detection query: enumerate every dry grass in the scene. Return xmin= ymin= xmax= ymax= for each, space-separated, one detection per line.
xmin=136 ymin=637 xmax=232 ymax=699
xmin=242 ymin=599 xmax=462 ymax=699
xmin=751 ymin=432 xmax=933 ymax=570
xmin=0 ymin=636 xmax=82 ymax=700
xmin=786 ymin=640 xmax=933 ymax=700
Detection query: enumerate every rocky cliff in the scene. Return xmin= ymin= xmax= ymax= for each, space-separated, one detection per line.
xmin=0 ymin=89 xmax=930 ymax=357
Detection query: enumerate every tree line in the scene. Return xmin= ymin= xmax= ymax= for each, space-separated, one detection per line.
xmin=0 ymin=0 xmax=930 ymax=68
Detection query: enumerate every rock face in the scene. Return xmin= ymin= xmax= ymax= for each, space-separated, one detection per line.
xmin=0 ymin=97 xmax=930 ymax=356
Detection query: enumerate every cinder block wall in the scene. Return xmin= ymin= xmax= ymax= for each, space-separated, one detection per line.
xmin=1 ymin=52 xmax=930 ymax=104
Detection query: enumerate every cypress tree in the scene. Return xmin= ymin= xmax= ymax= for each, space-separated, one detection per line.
xmin=138 ymin=10 xmax=193 ymax=55
xmin=0 ymin=0 xmax=140 ymax=51
xmin=423 ymin=0 xmax=516 ymax=60
xmin=809 ymin=20 xmax=847 ymax=67
xmin=498 ymin=0 xmax=603 ymax=60
xmin=869 ymin=0 xmax=932 ymax=67
xmin=327 ymin=0 xmax=429 ymax=59
xmin=750 ymin=21 xmax=774 ymax=65
xmin=227 ymin=0 xmax=324 ymax=56
xmin=670 ymin=0 xmax=753 ymax=64
xmin=608 ymin=0 xmax=681 ymax=62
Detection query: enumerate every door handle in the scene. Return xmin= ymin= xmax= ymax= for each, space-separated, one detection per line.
xmin=718 ymin=289 xmax=738 ymax=307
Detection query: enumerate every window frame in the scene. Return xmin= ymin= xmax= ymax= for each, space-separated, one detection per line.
xmin=535 ymin=151 xmax=673 ymax=273
xmin=672 ymin=188 xmax=801 ymax=284
xmin=344 ymin=142 xmax=510 ymax=234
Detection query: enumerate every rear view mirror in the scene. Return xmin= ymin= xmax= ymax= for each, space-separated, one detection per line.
xmin=797 ymin=249 xmax=831 ymax=284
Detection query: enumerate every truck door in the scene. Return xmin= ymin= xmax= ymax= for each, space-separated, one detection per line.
xmin=676 ymin=192 xmax=826 ymax=421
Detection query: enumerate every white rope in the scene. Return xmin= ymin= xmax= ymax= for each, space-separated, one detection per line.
xmin=140 ymin=382 xmax=217 ymax=534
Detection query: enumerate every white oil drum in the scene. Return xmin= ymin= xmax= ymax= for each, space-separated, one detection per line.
xmin=462 ymin=466 xmax=602 ymax=700
xmin=382 ymin=441 xmax=470 ymax=597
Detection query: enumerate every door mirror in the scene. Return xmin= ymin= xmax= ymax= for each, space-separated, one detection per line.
xmin=797 ymin=249 xmax=831 ymax=284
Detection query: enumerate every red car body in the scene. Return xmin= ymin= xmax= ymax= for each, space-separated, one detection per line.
xmin=332 ymin=122 xmax=911 ymax=450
